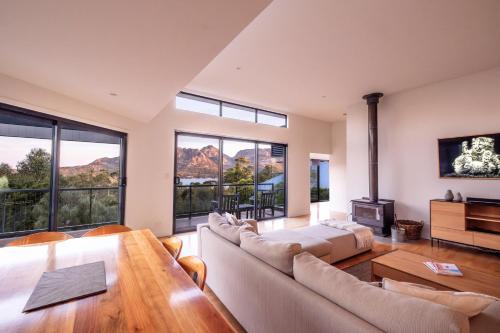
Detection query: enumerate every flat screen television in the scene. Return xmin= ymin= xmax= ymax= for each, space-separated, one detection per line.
xmin=438 ymin=133 xmax=500 ymax=179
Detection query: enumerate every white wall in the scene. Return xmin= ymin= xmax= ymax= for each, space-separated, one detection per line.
xmin=346 ymin=67 xmax=500 ymax=238
xmin=141 ymin=102 xmax=332 ymax=236
xmin=330 ymin=120 xmax=347 ymax=213
xmin=0 ymin=74 xmax=333 ymax=237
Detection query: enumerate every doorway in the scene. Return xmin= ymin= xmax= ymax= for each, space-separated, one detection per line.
xmin=310 ymin=159 xmax=329 ymax=202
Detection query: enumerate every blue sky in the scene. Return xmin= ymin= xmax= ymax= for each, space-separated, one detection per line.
xmin=0 ymin=136 xmax=119 ymax=168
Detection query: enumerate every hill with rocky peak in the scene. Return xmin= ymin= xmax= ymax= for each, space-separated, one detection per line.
xmin=59 ymin=156 xmax=119 ymax=177
xmin=176 ymin=145 xmax=282 ymax=178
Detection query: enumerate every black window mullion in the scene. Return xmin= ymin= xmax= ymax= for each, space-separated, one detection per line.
xmin=48 ymin=122 xmax=61 ymax=231
xmin=217 ymin=138 xmax=223 ymax=213
xmin=119 ymin=136 xmax=127 ymax=225
xmin=284 ymin=145 xmax=288 ymax=216
xmin=317 ymin=164 xmax=320 ymax=201
xmin=254 ymin=143 xmax=258 ymax=219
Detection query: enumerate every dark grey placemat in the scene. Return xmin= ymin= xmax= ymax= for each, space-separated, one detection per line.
xmin=23 ymin=261 xmax=107 ymax=312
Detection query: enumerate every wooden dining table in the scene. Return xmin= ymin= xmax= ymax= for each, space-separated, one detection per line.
xmin=0 ymin=229 xmax=235 ymax=333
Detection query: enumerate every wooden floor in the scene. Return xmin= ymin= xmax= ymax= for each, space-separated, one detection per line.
xmin=163 ymin=202 xmax=500 ymax=333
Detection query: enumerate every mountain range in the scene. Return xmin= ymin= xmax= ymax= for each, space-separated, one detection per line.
xmin=176 ymin=145 xmax=282 ymax=178
xmin=58 ymin=145 xmax=283 ymax=179
xmin=59 ymin=157 xmax=119 ymax=177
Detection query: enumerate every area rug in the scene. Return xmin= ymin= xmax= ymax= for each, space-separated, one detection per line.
xmin=333 ymin=242 xmax=396 ymax=281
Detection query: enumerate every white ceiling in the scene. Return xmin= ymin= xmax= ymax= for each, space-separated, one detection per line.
xmin=0 ymin=0 xmax=271 ymax=122
xmin=186 ymin=0 xmax=500 ymax=122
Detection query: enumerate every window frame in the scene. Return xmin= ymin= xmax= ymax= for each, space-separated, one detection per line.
xmin=173 ymin=131 xmax=288 ymax=234
xmin=176 ymin=92 xmax=288 ymax=128
xmin=256 ymin=109 xmax=287 ymax=128
xmin=0 ymin=102 xmax=127 ymax=238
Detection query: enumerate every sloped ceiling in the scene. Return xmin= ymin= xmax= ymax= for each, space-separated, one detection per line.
xmin=0 ymin=0 xmax=271 ymax=122
xmin=186 ymin=0 xmax=500 ymax=122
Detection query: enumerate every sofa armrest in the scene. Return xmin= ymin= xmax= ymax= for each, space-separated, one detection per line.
xmin=197 ymin=223 xmax=210 ymax=257
xmin=197 ymin=222 xmax=210 ymax=231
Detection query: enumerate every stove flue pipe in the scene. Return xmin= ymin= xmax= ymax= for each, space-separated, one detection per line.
xmin=362 ymin=92 xmax=383 ymax=203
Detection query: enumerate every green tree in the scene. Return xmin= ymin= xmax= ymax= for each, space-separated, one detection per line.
xmin=59 ymin=170 xmax=118 ymax=188
xmin=0 ymin=176 xmax=8 ymax=189
xmin=223 ymin=157 xmax=254 ymax=184
xmin=222 ymin=157 xmax=254 ymax=204
xmin=258 ymin=164 xmax=277 ymax=183
xmin=0 ymin=163 xmax=13 ymax=178
xmin=1 ymin=147 xmax=120 ymax=233
xmin=10 ymin=148 xmax=51 ymax=189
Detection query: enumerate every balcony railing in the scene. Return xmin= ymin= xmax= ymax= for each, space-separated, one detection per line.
xmin=175 ymin=182 xmax=285 ymax=219
xmin=0 ymin=187 xmax=119 ymax=238
xmin=0 ymin=188 xmax=49 ymax=235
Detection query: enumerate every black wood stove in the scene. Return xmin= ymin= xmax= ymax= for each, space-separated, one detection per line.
xmin=351 ymin=93 xmax=395 ymax=236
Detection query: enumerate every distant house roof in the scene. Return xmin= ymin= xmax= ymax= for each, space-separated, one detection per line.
xmin=258 ymin=174 xmax=283 ymax=189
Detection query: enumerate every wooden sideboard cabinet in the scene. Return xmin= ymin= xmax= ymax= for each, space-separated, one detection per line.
xmin=430 ymin=199 xmax=500 ymax=251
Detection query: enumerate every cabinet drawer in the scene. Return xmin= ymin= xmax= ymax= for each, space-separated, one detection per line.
xmin=431 ymin=201 xmax=465 ymax=230
xmin=432 ymin=226 xmax=473 ymax=245
xmin=474 ymin=232 xmax=500 ymax=250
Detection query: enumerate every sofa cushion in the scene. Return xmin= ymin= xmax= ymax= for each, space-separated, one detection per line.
xmin=262 ymin=229 xmax=332 ymax=261
xmin=470 ymin=301 xmax=500 ymax=333
xmin=240 ymin=230 xmax=301 ymax=275
xmin=383 ymin=278 xmax=498 ymax=317
xmin=293 ymin=252 xmax=469 ymax=333
xmin=208 ymin=213 xmax=254 ymax=245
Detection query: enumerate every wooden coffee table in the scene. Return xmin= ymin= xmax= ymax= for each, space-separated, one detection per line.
xmin=371 ymin=250 xmax=500 ymax=298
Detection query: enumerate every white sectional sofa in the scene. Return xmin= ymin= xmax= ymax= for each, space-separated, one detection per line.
xmin=197 ymin=223 xmax=500 ymax=333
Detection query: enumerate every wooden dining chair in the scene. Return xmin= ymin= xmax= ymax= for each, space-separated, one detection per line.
xmin=81 ymin=224 xmax=132 ymax=237
xmin=161 ymin=236 xmax=183 ymax=260
xmin=7 ymin=231 xmax=73 ymax=246
xmin=178 ymin=256 xmax=207 ymax=290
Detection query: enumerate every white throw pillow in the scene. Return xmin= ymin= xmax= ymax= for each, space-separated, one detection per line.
xmin=222 ymin=212 xmax=259 ymax=233
xmin=225 ymin=212 xmax=241 ymax=225
xmin=382 ymin=278 xmax=498 ymax=317
xmin=208 ymin=212 xmax=253 ymax=245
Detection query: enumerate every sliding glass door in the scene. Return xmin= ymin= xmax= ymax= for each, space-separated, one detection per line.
xmin=174 ymin=132 xmax=287 ymax=233
xmin=0 ymin=103 xmax=127 ymax=238
xmin=174 ymin=135 xmax=220 ymax=233
xmin=223 ymin=139 xmax=255 ymax=219
xmin=257 ymin=143 xmax=286 ymax=218
xmin=58 ymin=125 xmax=123 ymax=230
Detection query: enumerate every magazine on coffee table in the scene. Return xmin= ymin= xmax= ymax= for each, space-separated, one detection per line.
xmin=423 ymin=261 xmax=463 ymax=276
